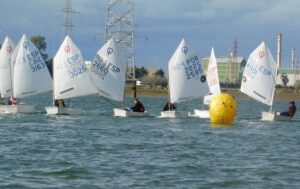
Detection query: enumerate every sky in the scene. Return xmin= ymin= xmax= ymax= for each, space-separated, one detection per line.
xmin=1 ymin=0 xmax=300 ymax=71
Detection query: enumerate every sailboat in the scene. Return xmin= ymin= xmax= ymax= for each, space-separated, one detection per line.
xmin=89 ymin=38 xmax=147 ymax=117
xmin=240 ymin=41 xmax=287 ymax=121
xmin=0 ymin=34 xmax=52 ymax=113
xmin=160 ymin=38 xmax=208 ymax=118
xmin=194 ymin=47 xmax=221 ymax=118
xmin=45 ymin=35 xmax=98 ymax=115
xmin=0 ymin=36 xmax=14 ymax=102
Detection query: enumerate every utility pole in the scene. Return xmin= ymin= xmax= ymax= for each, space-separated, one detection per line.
xmin=105 ymin=0 xmax=136 ymax=97
xmin=227 ymin=38 xmax=238 ymax=84
xmin=292 ymin=48 xmax=296 ymax=69
xmin=276 ymin=33 xmax=282 ymax=69
xmin=62 ymin=0 xmax=77 ymax=38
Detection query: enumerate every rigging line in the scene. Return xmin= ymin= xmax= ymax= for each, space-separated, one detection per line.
xmin=101 ymin=96 xmax=120 ymax=108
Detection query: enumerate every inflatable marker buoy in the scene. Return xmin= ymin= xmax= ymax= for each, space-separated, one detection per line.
xmin=209 ymin=93 xmax=237 ymax=125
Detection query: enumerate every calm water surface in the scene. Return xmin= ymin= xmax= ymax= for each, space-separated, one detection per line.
xmin=0 ymin=95 xmax=299 ymax=188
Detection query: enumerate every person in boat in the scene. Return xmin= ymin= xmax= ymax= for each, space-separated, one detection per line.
xmin=54 ymin=99 xmax=66 ymax=108
xmin=0 ymin=95 xmax=4 ymax=105
xmin=163 ymin=101 xmax=176 ymax=111
xmin=129 ymin=98 xmax=145 ymax=112
xmin=277 ymin=101 xmax=296 ymax=117
xmin=8 ymin=96 xmax=17 ymax=105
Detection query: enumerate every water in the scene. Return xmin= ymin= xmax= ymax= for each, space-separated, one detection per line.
xmin=0 ymin=95 xmax=299 ymax=188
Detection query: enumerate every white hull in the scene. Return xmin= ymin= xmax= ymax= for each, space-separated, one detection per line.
xmin=113 ymin=108 xmax=148 ymax=117
xmin=160 ymin=110 xmax=189 ymax=118
xmin=0 ymin=104 xmax=35 ymax=114
xmin=45 ymin=106 xmax=81 ymax=115
xmin=261 ymin=112 xmax=292 ymax=121
xmin=203 ymin=94 xmax=214 ymax=106
xmin=194 ymin=109 xmax=210 ymax=118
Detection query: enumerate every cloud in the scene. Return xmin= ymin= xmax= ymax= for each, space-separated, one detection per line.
xmin=0 ymin=0 xmax=299 ymax=68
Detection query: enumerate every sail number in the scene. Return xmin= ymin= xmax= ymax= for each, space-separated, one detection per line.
xmin=246 ymin=63 xmax=272 ymax=79
xmin=26 ymin=51 xmax=46 ymax=73
xmin=207 ymin=67 xmax=218 ymax=87
xmin=66 ymin=53 xmax=87 ymax=78
xmin=172 ymin=55 xmax=203 ymax=80
xmin=91 ymin=54 xmax=121 ymax=80
xmin=69 ymin=66 xmax=87 ymax=78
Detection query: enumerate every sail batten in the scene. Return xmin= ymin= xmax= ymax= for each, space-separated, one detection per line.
xmin=168 ymin=38 xmax=208 ymax=103
xmin=240 ymin=42 xmax=277 ymax=106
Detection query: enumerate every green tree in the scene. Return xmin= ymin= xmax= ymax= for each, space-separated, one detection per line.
xmin=154 ymin=68 xmax=165 ymax=78
xmin=30 ymin=35 xmax=52 ymax=76
xmin=135 ymin=66 xmax=148 ymax=79
xmin=280 ymin=73 xmax=289 ymax=87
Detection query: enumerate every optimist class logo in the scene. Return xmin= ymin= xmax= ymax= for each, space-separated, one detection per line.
xmin=6 ymin=45 xmax=12 ymax=53
xmin=107 ymin=47 xmax=113 ymax=55
xmin=182 ymin=46 xmax=188 ymax=55
xmin=259 ymin=51 xmax=265 ymax=59
xmin=64 ymin=45 xmax=70 ymax=53
xmin=23 ymin=42 xmax=29 ymax=49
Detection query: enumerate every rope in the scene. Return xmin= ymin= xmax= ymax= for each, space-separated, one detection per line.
xmin=102 ymin=96 xmax=120 ymax=108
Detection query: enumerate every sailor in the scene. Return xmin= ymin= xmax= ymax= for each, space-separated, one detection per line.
xmin=277 ymin=101 xmax=296 ymax=117
xmin=54 ymin=99 xmax=66 ymax=108
xmin=8 ymin=96 xmax=17 ymax=105
xmin=163 ymin=101 xmax=176 ymax=111
xmin=130 ymin=98 xmax=145 ymax=112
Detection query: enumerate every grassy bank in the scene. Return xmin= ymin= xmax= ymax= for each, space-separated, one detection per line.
xmin=125 ymin=86 xmax=300 ymax=100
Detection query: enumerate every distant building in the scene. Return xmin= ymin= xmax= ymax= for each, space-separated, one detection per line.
xmin=147 ymin=67 xmax=161 ymax=76
xmin=202 ymin=56 xmax=246 ymax=84
xmin=276 ymin=68 xmax=300 ymax=86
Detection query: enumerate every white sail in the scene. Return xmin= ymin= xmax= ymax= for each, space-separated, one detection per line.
xmin=90 ymin=38 xmax=126 ymax=102
xmin=53 ymin=35 xmax=97 ymax=99
xmin=168 ymin=38 xmax=208 ymax=103
xmin=206 ymin=47 xmax=221 ymax=95
xmin=13 ymin=34 xmax=52 ymax=98
xmin=0 ymin=36 xmax=14 ymax=97
xmin=240 ymin=42 xmax=277 ymax=106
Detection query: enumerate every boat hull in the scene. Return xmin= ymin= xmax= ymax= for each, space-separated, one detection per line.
xmin=0 ymin=104 xmax=35 ymax=114
xmin=113 ymin=108 xmax=148 ymax=117
xmin=45 ymin=106 xmax=81 ymax=115
xmin=160 ymin=110 xmax=189 ymax=118
xmin=194 ymin=109 xmax=210 ymax=118
xmin=261 ymin=112 xmax=292 ymax=121
xmin=203 ymin=94 xmax=214 ymax=106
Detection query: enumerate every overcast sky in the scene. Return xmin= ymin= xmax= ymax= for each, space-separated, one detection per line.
xmin=0 ymin=0 xmax=300 ymax=70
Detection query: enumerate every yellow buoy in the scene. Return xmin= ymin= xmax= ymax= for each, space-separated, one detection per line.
xmin=209 ymin=93 xmax=237 ymax=125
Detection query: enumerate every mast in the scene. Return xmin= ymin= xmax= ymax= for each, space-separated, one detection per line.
xmin=8 ymin=51 xmax=14 ymax=98
xmin=52 ymin=58 xmax=55 ymax=105
xmin=167 ymin=65 xmax=171 ymax=110
xmin=269 ymin=34 xmax=282 ymax=112
xmin=5 ymin=37 xmax=15 ymax=99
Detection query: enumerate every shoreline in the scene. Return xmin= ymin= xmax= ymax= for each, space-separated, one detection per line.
xmin=125 ymin=88 xmax=300 ymax=100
